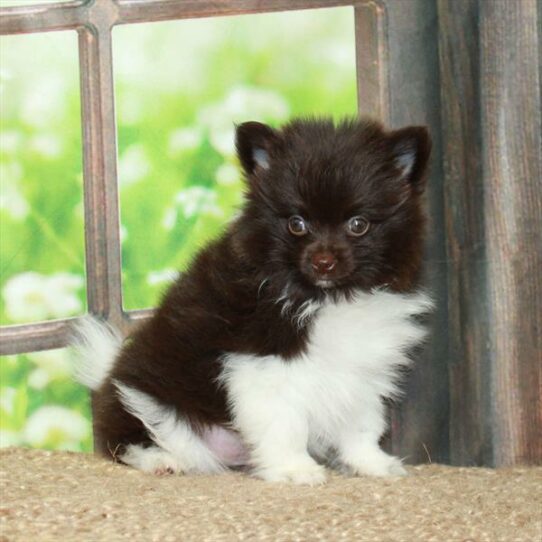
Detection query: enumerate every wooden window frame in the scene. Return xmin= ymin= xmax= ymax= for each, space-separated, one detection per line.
xmin=0 ymin=0 xmax=388 ymax=355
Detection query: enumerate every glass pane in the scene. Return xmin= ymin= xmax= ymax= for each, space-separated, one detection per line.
xmin=0 ymin=31 xmax=85 ymax=325
xmin=115 ymin=7 xmax=357 ymax=310
xmin=0 ymin=349 xmax=92 ymax=452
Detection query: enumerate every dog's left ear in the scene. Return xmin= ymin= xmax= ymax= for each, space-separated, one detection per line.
xmin=388 ymin=126 xmax=432 ymax=194
xmin=236 ymin=121 xmax=281 ymax=176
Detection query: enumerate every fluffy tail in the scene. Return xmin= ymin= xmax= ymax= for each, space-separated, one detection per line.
xmin=71 ymin=316 xmax=123 ymax=391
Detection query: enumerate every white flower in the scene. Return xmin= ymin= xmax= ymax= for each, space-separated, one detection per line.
xmin=162 ymin=207 xmax=177 ymax=230
xmin=118 ymin=144 xmax=151 ymax=186
xmin=46 ymin=273 xmax=84 ymax=317
xmin=0 ymin=130 xmax=22 ymax=154
xmin=225 ymin=86 xmax=290 ymax=120
xmin=176 ymin=186 xmax=222 ymax=219
xmin=0 ymin=387 xmax=17 ymax=416
xmin=117 ymin=91 xmax=144 ymax=125
xmin=205 ymin=119 xmax=235 ymax=157
xmin=3 ymin=272 xmax=51 ymax=322
xmin=28 ymin=349 xmax=73 ymax=389
xmin=29 ymin=134 xmax=62 ymax=158
xmin=163 ymin=186 xmax=223 ymax=229
xmin=74 ymin=198 xmax=85 ymax=220
xmin=28 ymin=369 xmax=49 ymax=390
xmin=0 ymin=430 xmax=20 ymax=448
xmin=2 ymin=272 xmax=83 ymax=323
xmin=316 ymin=40 xmax=356 ymax=69
xmin=24 ymin=406 xmax=90 ymax=450
xmin=21 ymin=75 xmax=67 ymax=129
xmin=120 ymin=224 xmax=128 ymax=243
xmin=0 ymin=161 xmax=28 ymax=220
xmin=0 ymin=67 xmax=11 ymax=85
xmin=146 ymin=269 xmax=179 ymax=287
xmin=27 ymin=349 xmax=71 ymax=383
xmin=215 ymin=163 xmax=240 ymax=186
xmin=168 ymin=127 xmax=202 ymax=156
xmin=199 ymin=86 xmax=289 ymax=156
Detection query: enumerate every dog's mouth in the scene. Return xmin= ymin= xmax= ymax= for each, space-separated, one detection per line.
xmin=306 ymin=268 xmax=351 ymax=290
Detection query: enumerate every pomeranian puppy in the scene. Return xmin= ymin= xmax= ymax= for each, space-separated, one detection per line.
xmin=73 ymin=117 xmax=433 ymax=484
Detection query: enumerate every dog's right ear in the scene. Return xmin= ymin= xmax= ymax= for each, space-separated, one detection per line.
xmin=387 ymin=126 xmax=432 ymax=194
xmin=235 ymin=121 xmax=281 ymax=176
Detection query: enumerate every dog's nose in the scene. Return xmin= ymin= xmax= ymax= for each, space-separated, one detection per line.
xmin=311 ymin=252 xmax=337 ymax=274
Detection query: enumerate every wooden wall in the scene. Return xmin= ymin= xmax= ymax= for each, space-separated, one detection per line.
xmin=376 ymin=0 xmax=541 ymax=466
xmin=439 ymin=0 xmax=541 ymax=466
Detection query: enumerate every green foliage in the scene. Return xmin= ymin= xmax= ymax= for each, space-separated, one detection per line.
xmin=0 ymin=8 xmax=356 ymax=451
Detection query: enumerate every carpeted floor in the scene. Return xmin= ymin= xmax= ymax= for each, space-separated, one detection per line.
xmin=0 ymin=448 xmax=540 ymax=542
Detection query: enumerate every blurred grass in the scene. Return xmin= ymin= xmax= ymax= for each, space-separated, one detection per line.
xmin=0 ymin=7 xmax=356 ymax=451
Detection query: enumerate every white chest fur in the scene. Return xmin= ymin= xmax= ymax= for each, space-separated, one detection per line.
xmin=220 ymin=289 xmax=432 ymax=482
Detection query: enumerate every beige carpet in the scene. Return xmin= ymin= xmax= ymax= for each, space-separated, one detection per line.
xmin=0 ymin=448 xmax=540 ymax=542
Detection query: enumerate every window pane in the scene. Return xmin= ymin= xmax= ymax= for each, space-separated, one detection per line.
xmin=115 ymin=7 xmax=357 ymax=310
xmin=0 ymin=31 xmax=85 ymax=325
xmin=0 ymin=349 xmax=92 ymax=452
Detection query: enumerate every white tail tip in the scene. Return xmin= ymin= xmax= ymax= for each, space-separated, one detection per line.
xmin=70 ymin=316 xmax=123 ymax=391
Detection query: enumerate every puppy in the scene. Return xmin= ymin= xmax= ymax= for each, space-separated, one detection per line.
xmin=73 ymin=117 xmax=433 ymax=484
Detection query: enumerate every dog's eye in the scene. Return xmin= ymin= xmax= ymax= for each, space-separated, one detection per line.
xmin=346 ymin=216 xmax=370 ymax=237
xmin=288 ymin=215 xmax=308 ymax=236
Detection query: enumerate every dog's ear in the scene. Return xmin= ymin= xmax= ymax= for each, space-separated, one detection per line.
xmin=388 ymin=126 xmax=432 ymax=194
xmin=236 ymin=121 xmax=281 ymax=175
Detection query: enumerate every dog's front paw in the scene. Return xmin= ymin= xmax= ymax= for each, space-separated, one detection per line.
xmin=256 ymin=457 xmax=327 ymax=485
xmin=121 ymin=444 xmax=180 ymax=476
xmin=347 ymin=451 xmax=407 ymax=477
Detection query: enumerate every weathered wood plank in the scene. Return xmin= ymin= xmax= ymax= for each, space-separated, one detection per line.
xmin=0 ymin=0 xmax=361 ymax=35
xmin=438 ymin=0 xmax=493 ymax=466
xmin=379 ymin=0 xmax=450 ymax=465
xmin=116 ymin=0 xmax=360 ymax=24
xmin=354 ymin=1 xmax=389 ymax=121
xmin=440 ymin=0 xmax=542 ymax=466
xmin=479 ymin=0 xmax=542 ymax=465
xmin=0 ymin=1 xmax=86 ymax=35
xmin=78 ymin=24 xmax=125 ymax=331
xmin=0 ymin=319 xmax=76 ymax=355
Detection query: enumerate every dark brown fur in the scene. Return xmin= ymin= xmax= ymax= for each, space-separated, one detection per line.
xmin=92 ymin=117 xmax=431 ymax=458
